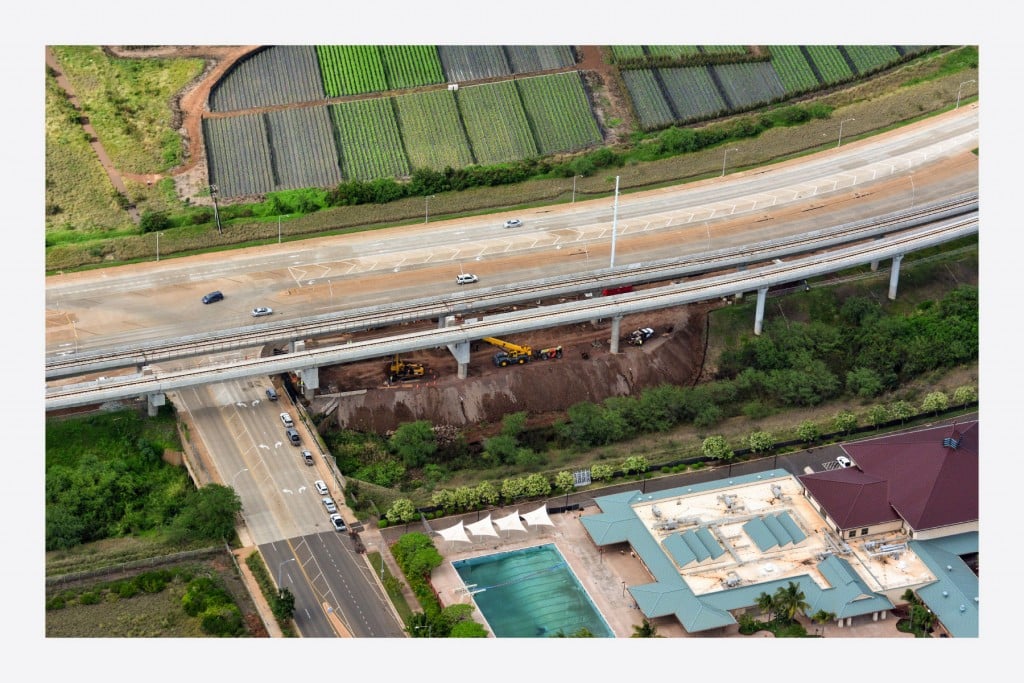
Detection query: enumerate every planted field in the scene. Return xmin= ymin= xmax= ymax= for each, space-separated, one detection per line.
xmin=506 ymin=45 xmax=575 ymax=73
xmin=317 ymin=45 xmax=387 ymax=96
xmin=700 ymin=45 xmax=748 ymax=55
xmin=658 ymin=67 xmax=728 ymax=123
xmin=711 ymin=62 xmax=786 ymax=110
xmin=611 ymin=45 xmax=646 ymax=61
xmin=843 ymin=45 xmax=901 ymax=75
xmin=621 ymin=69 xmax=674 ymax=130
xmin=264 ymin=107 xmax=343 ymax=190
xmin=381 ymin=45 xmax=445 ymax=90
xmin=209 ymin=46 xmax=324 ymax=112
xmin=516 ymin=72 xmax=602 ymax=155
xmin=647 ymin=45 xmax=701 ymax=58
xmin=328 ymin=99 xmax=410 ymax=180
xmin=203 ymin=115 xmax=276 ymax=197
xmin=438 ymin=45 xmax=510 ymax=82
xmin=394 ymin=89 xmax=473 ymax=170
xmin=769 ymin=45 xmax=820 ymax=93
xmin=804 ymin=45 xmax=854 ymax=84
xmin=458 ymin=81 xmax=538 ymax=165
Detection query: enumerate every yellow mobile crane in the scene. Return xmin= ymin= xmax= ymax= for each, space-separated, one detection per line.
xmin=483 ymin=337 xmax=563 ymax=368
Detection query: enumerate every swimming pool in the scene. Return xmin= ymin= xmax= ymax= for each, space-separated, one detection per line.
xmin=453 ymin=543 xmax=614 ymax=638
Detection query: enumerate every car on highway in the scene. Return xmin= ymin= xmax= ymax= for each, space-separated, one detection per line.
xmin=265 ymin=387 xmax=278 ymax=401
xmin=836 ymin=455 xmax=853 ymax=468
xmin=301 ymin=450 xmax=314 ymax=466
xmin=280 ymin=412 xmax=294 ymax=428
xmin=201 ymin=290 xmax=224 ymax=304
xmin=286 ymin=427 xmax=301 ymax=446
xmin=322 ymin=497 xmax=337 ymax=513
xmin=456 ymin=273 xmax=479 ymax=285
xmin=314 ymin=480 xmax=329 ymax=496
xmin=251 ymin=306 xmax=273 ymax=317
xmin=330 ymin=513 xmax=346 ymax=532
xmin=503 ymin=218 xmax=522 ymax=228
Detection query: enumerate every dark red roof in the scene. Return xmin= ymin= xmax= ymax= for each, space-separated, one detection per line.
xmin=800 ymin=421 xmax=978 ymax=532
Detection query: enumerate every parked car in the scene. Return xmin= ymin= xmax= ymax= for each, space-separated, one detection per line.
xmin=330 ymin=513 xmax=346 ymax=532
xmin=503 ymin=218 xmax=522 ymax=228
xmin=251 ymin=306 xmax=273 ymax=317
xmin=456 ymin=273 xmax=479 ymax=285
xmin=301 ymin=450 xmax=314 ymax=466
xmin=314 ymin=480 xmax=329 ymax=496
xmin=322 ymin=497 xmax=337 ymax=513
xmin=836 ymin=455 xmax=853 ymax=468
xmin=201 ymin=290 xmax=224 ymax=304
xmin=279 ymin=412 xmax=294 ymax=428
xmin=286 ymin=427 xmax=300 ymax=446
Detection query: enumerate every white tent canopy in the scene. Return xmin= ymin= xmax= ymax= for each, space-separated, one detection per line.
xmin=465 ymin=514 xmax=499 ymax=538
xmin=436 ymin=520 xmax=471 ymax=544
xmin=522 ymin=504 xmax=554 ymax=528
xmin=493 ymin=510 xmax=527 ymax=535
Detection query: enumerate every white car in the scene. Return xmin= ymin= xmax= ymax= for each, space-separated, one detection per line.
xmin=836 ymin=455 xmax=853 ymax=468
xmin=456 ymin=273 xmax=479 ymax=285
xmin=279 ymin=412 xmax=294 ymax=428
xmin=314 ymin=480 xmax=329 ymax=496
xmin=503 ymin=218 xmax=522 ymax=228
xmin=330 ymin=513 xmax=346 ymax=532
xmin=251 ymin=306 xmax=273 ymax=317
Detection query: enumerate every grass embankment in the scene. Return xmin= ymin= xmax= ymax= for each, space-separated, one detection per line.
xmin=44 ymin=46 xmax=977 ymax=273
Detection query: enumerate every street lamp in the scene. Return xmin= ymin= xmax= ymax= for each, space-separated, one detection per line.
xmin=209 ymin=184 xmax=222 ymax=235
xmin=277 ymin=557 xmax=297 ymax=591
xmin=425 ymin=195 xmax=435 ymax=223
xmin=956 ymin=79 xmax=976 ymax=109
xmin=155 ymin=232 xmax=160 ymax=262
xmin=622 ymin=581 xmax=627 ymax=597
xmin=837 ymin=118 xmax=855 ymax=148
xmin=721 ymin=147 xmax=738 ymax=177
xmin=572 ymin=175 xmax=582 ymax=204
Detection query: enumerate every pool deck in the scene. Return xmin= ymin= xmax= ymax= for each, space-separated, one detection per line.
xmin=398 ymin=504 xmax=913 ymax=639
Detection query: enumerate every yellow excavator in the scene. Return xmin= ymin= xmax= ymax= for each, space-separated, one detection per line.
xmin=386 ymin=354 xmax=426 ymax=382
xmin=483 ymin=337 xmax=563 ymax=368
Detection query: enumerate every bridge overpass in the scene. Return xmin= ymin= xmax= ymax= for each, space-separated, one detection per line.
xmin=44 ymin=209 xmax=977 ymax=412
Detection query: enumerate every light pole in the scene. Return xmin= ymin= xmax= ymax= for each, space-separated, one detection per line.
xmin=572 ymin=175 xmax=581 ymax=204
xmin=837 ymin=118 xmax=855 ymax=148
xmin=621 ymin=581 xmax=627 ymax=597
xmin=721 ymin=147 xmax=738 ymax=177
xmin=277 ymin=557 xmax=297 ymax=592
xmin=956 ymin=79 xmax=976 ymax=109
xmin=278 ymin=216 xmax=282 ymax=244
xmin=155 ymin=232 xmax=160 ymax=262
xmin=209 ymin=184 xmax=222 ymax=235
xmin=425 ymin=195 xmax=434 ymax=223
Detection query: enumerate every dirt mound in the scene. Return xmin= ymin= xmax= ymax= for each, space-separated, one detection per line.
xmin=312 ymin=304 xmax=711 ymax=438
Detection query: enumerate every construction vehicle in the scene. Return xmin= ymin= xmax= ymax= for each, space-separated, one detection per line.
xmin=386 ymin=354 xmax=426 ymax=382
xmin=483 ymin=337 xmax=563 ymax=368
xmin=625 ymin=327 xmax=655 ymax=346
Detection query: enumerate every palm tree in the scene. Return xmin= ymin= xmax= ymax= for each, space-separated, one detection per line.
xmin=774 ymin=581 xmax=810 ymax=623
xmin=631 ymin=618 xmax=659 ymax=637
xmin=755 ymin=591 xmax=776 ymax=622
xmin=811 ymin=609 xmax=836 ymax=636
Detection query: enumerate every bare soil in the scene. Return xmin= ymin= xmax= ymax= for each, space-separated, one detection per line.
xmin=312 ymin=302 xmax=713 ymax=439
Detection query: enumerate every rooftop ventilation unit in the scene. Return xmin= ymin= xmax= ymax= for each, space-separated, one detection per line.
xmin=652 ymin=504 xmax=662 ymax=518
xmin=771 ymin=484 xmax=783 ymax=499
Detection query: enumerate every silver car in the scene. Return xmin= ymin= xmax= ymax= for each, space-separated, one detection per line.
xmin=322 ymin=497 xmax=337 ymax=513
xmin=251 ymin=306 xmax=273 ymax=317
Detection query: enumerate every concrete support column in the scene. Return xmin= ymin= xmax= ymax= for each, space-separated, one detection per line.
xmin=873 ymin=612 xmax=879 ymax=621
xmin=147 ymin=392 xmax=165 ymax=417
xmin=447 ymin=340 xmax=471 ymax=380
xmin=870 ymin=260 xmax=879 ymax=272
xmin=881 ymin=611 xmax=887 ymax=620
xmin=298 ymin=367 xmax=319 ymax=400
xmin=610 ymin=316 xmax=622 ymax=354
xmin=735 ymin=264 xmax=746 ymax=299
xmin=753 ymin=287 xmax=769 ymax=336
xmin=887 ymin=253 xmax=904 ymax=301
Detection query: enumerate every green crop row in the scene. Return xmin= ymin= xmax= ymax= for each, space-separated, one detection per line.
xmin=394 ymin=89 xmax=472 ymax=170
xmin=804 ymin=45 xmax=853 ymax=84
xmin=770 ymin=45 xmax=820 ymax=94
xmin=516 ymin=72 xmax=602 ymax=155
xmin=318 ymin=46 xmax=387 ymax=96
xmin=329 ymin=98 xmax=410 ymax=181
xmin=621 ymin=69 xmax=674 ymax=130
xmin=381 ymin=45 xmax=445 ymax=91
xmin=458 ymin=80 xmax=538 ymax=165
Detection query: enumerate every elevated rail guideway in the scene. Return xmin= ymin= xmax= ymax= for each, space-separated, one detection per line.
xmin=46 ymin=194 xmax=976 ymax=381
xmin=45 ymin=210 xmax=977 ymax=412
